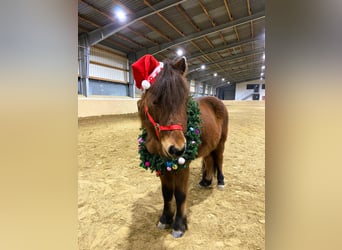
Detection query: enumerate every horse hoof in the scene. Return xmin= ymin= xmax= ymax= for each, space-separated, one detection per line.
xmin=217 ymin=184 xmax=225 ymax=190
xmin=198 ymin=184 xmax=213 ymax=189
xmin=157 ymin=221 xmax=171 ymax=229
xmin=199 ymin=179 xmax=212 ymax=188
xmin=171 ymin=229 xmax=184 ymax=238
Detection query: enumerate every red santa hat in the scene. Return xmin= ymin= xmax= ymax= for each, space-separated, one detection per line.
xmin=132 ymin=54 xmax=163 ymax=90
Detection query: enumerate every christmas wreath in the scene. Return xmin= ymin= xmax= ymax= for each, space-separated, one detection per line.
xmin=137 ymin=98 xmax=201 ymax=176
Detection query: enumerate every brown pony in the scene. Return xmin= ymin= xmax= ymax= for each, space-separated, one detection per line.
xmin=136 ymin=56 xmax=228 ymax=238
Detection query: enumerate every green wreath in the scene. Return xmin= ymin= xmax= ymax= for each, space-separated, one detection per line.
xmin=137 ymin=98 xmax=202 ymax=176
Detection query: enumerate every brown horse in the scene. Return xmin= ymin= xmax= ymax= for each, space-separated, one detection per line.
xmin=135 ymin=55 xmax=228 ymax=238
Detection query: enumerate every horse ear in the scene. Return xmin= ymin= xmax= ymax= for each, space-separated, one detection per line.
xmin=173 ymin=56 xmax=188 ymax=76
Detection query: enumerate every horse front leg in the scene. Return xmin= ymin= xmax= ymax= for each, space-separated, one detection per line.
xmin=158 ymin=173 xmax=174 ymax=229
xmin=172 ymin=167 xmax=189 ymax=238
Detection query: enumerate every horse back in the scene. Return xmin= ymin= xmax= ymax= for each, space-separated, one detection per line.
xmin=196 ymin=96 xmax=229 ymax=156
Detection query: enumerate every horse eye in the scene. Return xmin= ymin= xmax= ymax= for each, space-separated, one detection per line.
xmin=152 ymin=101 xmax=162 ymax=108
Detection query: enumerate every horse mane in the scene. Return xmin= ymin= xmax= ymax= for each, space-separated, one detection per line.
xmin=147 ymin=58 xmax=189 ymax=114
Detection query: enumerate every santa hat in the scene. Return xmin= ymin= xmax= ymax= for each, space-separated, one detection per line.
xmin=132 ymin=54 xmax=163 ymax=90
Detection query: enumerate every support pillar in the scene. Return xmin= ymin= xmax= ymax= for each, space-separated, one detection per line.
xmin=127 ymin=53 xmax=136 ymax=98
xmin=202 ymin=83 xmax=206 ymax=96
xmin=78 ymin=34 xmax=90 ymax=97
xmin=195 ymin=82 xmax=201 ymax=96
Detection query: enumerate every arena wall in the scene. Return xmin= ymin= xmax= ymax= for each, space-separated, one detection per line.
xmin=78 ymin=96 xmax=138 ymax=117
xmin=235 ymin=79 xmax=265 ymax=100
xmin=78 ymin=96 xmax=255 ymax=118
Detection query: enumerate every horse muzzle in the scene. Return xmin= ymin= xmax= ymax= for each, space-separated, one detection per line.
xmin=168 ymin=145 xmax=186 ymax=157
xmin=161 ymin=132 xmax=186 ymax=159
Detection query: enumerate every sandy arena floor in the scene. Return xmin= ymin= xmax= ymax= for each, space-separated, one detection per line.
xmin=78 ymin=101 xmax=265 ymax=249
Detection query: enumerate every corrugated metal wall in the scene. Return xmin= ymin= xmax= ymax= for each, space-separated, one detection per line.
xmin=204 ymin=85 xmax=209 ymax=95
xmin=88 ymin=79 xmax=127 ymax=96
xmin=78 ymin=45 xmax=130 ymax=96
xmin=189 ymin=80 xmax=196 ymax=93
xmin=89 ymin=46 xmax=128 ymax=83
xmin=216 ymin=84 xmax=236 ymax=100
xmin=235 ymin=79 xmax=265 ymax=100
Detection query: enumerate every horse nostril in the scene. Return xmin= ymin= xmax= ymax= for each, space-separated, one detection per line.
xmin=168 ymin=145 xmax=176 ymax=156
xmin=168 ymin=145 xmax=185 ymax=157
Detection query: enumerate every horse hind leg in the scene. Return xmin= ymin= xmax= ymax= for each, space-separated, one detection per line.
xmin=199 ymin=147 xmax=225 ymax=190
xmin=212 ymin=143 xmax=225 ymax=190
xmin=199 ymin=154 xmax=214 ymax=188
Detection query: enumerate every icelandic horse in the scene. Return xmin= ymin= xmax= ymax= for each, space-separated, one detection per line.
xmin=133 ymin=54 xmax=228 ymax=238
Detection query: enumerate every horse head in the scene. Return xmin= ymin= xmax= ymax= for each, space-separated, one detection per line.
xmin=136 ymin=56 xmax=189 ymax=159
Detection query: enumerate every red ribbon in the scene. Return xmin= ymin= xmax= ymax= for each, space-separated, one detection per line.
xmin=144 ymin=106 xmax=183 ymax=140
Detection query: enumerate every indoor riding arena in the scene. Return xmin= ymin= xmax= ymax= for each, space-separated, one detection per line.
xmin=78 ymin=1 xmax=265 ymax=249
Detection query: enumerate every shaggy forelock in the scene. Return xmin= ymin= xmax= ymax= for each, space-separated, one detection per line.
xmin=147 ymin=59 xmax=189 ymax=114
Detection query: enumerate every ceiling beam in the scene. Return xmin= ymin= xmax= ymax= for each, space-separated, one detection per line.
xmin=186 ymin=37 xmax=262 ymax=60
xmin=190 ymin=63 xmax=263 ymax=84
xmin=196 ymin=0 xmax=228 ymax=73
xmin=78 ymin=16 xmax=134 ymax=52
xmin=214 ymin=76 xmax=262 ymax=88
xmin=189 ymin=59 xmax=264 ymax=82
xmin=83 ymin=0 xmax=187 ymax=46
xmin=79 ymin=2 xmax=145 ymax=49
xmin=224 ymin=0 xmax=243 ymax=53
xmin=135 ymin=11 xmax=265 ymax=57
xmin=141 ymin=20 xmax=171 ymax=41
xmin=218 ymin=70 xmax=262 ymax=82
xmin=78 ymin=14 xmax=100 ymax=28
xmin=80 ymin=0 xmax=114 ymax=21
xmin=176 ymin=4 xmax=200 ymax=32
xmin=199 ymin=0 xmax=216 ymax=26
xmin=127 ymin=27 xmax=159 ymax=46
xmin=188 ymin=47 xmax=264 ymax=72
xmin=144 ymin=0 xmax=185 ymax=37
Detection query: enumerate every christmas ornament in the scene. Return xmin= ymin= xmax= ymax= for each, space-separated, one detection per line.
xmin=138 ymin=98 xmax=201 ymax=176
xmin=178 ymin=157 xmax=185 ymax=165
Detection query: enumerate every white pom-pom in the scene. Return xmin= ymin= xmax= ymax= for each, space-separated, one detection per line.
xmin=178 ymin=157 xmax=185 ymax=165
xmin=142 ymin=80 xmax=150 ymax=90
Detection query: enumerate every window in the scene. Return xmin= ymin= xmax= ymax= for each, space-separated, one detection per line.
xmin=246 ymin=84 xmax=255 ymax=89
xmin=247 ymin=84 xmax=259 ymax=91
xmin=247 ymin=84 xmax=259 ymax=92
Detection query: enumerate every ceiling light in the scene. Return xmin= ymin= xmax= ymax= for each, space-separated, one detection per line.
xmin=261 ymin=65 xmax=265 ymax=70
xmin=115 ymin=9 xmax=126 ymax=22
xmin=214 ymin=73 xmax=217 ymax=77
xmin=200 ymin=64 xmax=206 ymax=70
xmin=222 ymin=78 xmax=225 ymax=81
xmin=176 ymin=49 xmax=183 ymax=56
xmin=260 ymin=72 xmax=264 ymax=76
xmin=262 ymin=54 xmax=265 ymax=60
